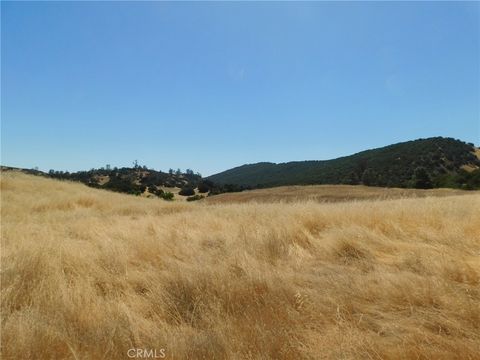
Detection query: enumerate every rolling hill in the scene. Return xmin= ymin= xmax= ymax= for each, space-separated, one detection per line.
xmin=205 ymin=184 xmax=473 ymax=204
xmin=3 ymin=137 xmax=479 ymax=198
xmin=2 ymin=172 xmax=479 ymax=359
xmin=207 ymin=137 xmax=480 ymax=189
xmin=1 ymin=165 xmax=210 ymax=200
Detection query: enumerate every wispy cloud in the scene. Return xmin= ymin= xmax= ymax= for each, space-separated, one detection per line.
xmin=227 ymin=63 xmax=246 ymax=81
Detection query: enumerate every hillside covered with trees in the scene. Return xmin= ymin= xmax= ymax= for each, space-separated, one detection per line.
xmin=0 ymin=163 xmax=214 ymax=200
xmin=207 ymin=137 xmax=480 ymax=190
xmin=3 ymin=138 xmax=479 ymax=196
xmin=48 ymin=163 xmax=217 ymax=200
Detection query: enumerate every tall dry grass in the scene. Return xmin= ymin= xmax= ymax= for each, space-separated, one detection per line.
xmin=205 ymin=184 xmax=471 ymax=204
xmin=1 ymin=172 xmax=479 ymax=359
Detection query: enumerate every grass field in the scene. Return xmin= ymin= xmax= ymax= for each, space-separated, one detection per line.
xmin=205 ymin=184 xmax=471 ymax=204
xmin=1 ymin=173 xmax=479 ymax=359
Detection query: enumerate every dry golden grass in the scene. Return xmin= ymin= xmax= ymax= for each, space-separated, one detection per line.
xmin=474 ymin=148 xmax=480 ymax=160
xmin=205 ymin=184 xmax=471 ymax=204
xmin=1 ymin=172 xmax=480 ymax=359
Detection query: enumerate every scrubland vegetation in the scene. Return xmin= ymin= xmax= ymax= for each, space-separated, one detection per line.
xmin=1 ymin=172 xmax=479 ymax=359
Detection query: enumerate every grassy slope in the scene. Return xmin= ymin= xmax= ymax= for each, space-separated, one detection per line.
xmin=205 ymin=184 xmax=472 ymax=204
xmin=1 ymin=173 xmax=480 ymax=359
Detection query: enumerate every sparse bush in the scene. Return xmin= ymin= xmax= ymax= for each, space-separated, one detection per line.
xmin=186 ymin=195 xmax=204 ymax=202
xmin=160 ymin=191 xmax=174 ymax=201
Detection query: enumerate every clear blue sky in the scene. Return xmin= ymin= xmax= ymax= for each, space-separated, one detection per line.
xmin=1 ymin=1 xmax=479 ymax=176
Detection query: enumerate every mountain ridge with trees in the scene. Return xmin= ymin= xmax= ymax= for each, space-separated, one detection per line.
xmin=207 ymin=137 xmax=480 ymax=190
xmin=1 ymin=162 xmax=213 ymax=200
xmin=2 ymin=137 xmax=479 ymax=196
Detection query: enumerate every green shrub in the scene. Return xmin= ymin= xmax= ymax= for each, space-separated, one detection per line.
xmin=186 ymin=195 xmax=205 ymax=202
xmin=160 ymin=192 xmax=174 ymax=201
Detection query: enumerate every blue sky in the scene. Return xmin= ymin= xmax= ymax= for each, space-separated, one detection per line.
xmin=1 ymin=1 xmax=479 ymax=176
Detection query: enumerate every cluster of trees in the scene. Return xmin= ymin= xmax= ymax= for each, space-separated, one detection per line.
xmin=187 ymin=179 xmax=251 ymax=196
xmin=345 ymin=165 xmax=480 ymax=190
xmin=207 ymin=137 xmax=480 ymax=190
xmin=101 ymin=174 xmax=146 ymax=195
xmin=433 ymin=168 xmax=480 ymax=190
xmin=47 ymin=163 xmax=203 ymax=199
xmin=178 ymin=187 xmax=195 ymax=196
xmin=351 ymin=166 xmax=434 ymax=189
xmin=32 ymin=138 xmax=480 ymax=201
xmin=146 ymin=185 xmax=174 ymax=200
xmin=207 ymin=183 xmax=252 ymax=195
xmin=48 ymin=163 xmax=265 ymax=199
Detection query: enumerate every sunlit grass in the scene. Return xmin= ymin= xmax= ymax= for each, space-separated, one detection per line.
xmin=1 ymin=172 xmax=479 ymax=359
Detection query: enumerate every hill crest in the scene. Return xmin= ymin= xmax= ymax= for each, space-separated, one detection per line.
xmin=207 ymin=137 xmax=480 ymax=189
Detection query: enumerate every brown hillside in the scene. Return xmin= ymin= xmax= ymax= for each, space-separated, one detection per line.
xmin=205 ymin=184 xmax=473 ymax=204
